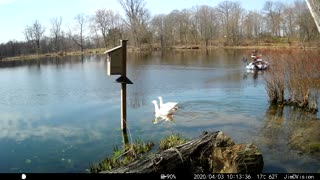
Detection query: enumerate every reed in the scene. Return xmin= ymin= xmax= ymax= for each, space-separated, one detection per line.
xmin=264 ymin=50 xmax=320 ymax=113
xmin=264 ymin=51 xmax=285 ymax=104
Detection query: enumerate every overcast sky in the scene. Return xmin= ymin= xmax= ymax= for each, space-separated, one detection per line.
xmin=0 ymin=0 xmax=296 ymax=43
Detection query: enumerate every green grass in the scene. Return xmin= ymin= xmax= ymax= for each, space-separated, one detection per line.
xmin=308 ymin=143 xmax=320 ymax=153
xmin=89 ymin=140 xmax=154 ymax=173
xmin=159 ymin=133 xmax=188 ymax=151
xmin=90 ymin=134 xmax=188 ymax=173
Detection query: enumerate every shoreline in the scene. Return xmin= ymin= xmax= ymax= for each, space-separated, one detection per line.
xmin=1 ymin=43 xmax=319 ymax=62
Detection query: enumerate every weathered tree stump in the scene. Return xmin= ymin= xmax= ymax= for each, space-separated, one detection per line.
xmin=211 ymin=144 xmax=264 ymax=173
xmin=101 ymin=131 xmax=263 ymax=174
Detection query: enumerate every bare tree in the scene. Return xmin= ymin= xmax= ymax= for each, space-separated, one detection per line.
xmin=166 ymin=9 xmax=192 ymax=45
xmin=159 ymin=10 xmax=179 ymax=46
xmin=180 ymin=9 xmax=195 ymax=44
xmin=243 ymin=11 xmax=254 ymax=39
xmin=94 ymin=9 xmax=112 ymax=48
xmin=50 ymin=17 xmax=63 ymax=52
xmin=89 ymin=18 xmax=102 ymax=48
xmin=151 ymin=14 xmax=166 ymax=49
xmin=93 ymin=9 xmax=122 ymax=48
xmin=0 ymin=40 xmax=23 ymax=57
xmin=282 ymin=5 xmax=297 ymax=44
xmin=295 ymin=0 xmax=318 ymax=41
xmin=217 ymin=1 xmax=243 ymax=45
xmin=217 ymin=1 xmax=233 ymax=41
xmin=229 ymin=3 xmax=244 ymax=45
xmin=24 ymin=20 xmax=45 ymax=53
xmin=194 ymin=5 xmax=219 ymax=48
xmin=119 ymin=0 xmax=151 ymax=48
xmin=70 ymin=13 xmax=87 ymax=52
xmin=263 ymin=1 xmax=284 ymax=36
xmin=108 ymin=13 xmax=123 ymax=47
xmin=3 ymin=0 xmax=320 ymax=57
xmin=243 ymin=11 xmax=264 ymax=43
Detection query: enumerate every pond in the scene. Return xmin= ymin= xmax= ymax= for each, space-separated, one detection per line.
xmin=0 ymin=49 xmax=319 ymax=173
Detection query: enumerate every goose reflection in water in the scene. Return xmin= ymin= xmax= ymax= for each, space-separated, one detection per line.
xmin=152 ymin=114 xmax=174 ymax=124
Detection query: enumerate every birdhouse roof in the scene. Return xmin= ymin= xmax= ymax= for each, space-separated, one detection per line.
xmin=104 ymin=46 xmax=122 ymax=54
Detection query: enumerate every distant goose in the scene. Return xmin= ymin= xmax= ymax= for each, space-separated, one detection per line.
xmin=152 ymin=100 xmax=174 ymax=116
xmin=158 ymin=96 xmax=178 ymax=111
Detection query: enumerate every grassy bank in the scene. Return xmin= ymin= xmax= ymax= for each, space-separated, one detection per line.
xmin=2 ymin=42 xmax=320 ymax=62
xmin=1 ymin=48 xmax=107 ymax=61
xmin=90 ymin=134 xmax=187 ymax=173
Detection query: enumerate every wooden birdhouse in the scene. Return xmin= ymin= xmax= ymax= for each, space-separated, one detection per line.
xmin=104 ymin=45 xmax=123 ymax=76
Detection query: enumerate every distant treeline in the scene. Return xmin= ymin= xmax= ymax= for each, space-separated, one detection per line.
xmin=0 ymin=0 xmax=319 ymax=58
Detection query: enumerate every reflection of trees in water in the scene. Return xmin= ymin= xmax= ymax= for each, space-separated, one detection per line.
xmin=260 ymin=105 xmax=285 ymax=149
xmin=127 ymin=52 xmax=153 ymax=66
xmin=253 ymin=70 xmax=258 ymax=80
xmin=130 ymin=49 xmax=251 ymax=68
xmin=243 ymin=70 xmax=257 ymax=80
xmin=243 ymin=70 xmax=266 ymax=87
xmin=285 ymin=107 xmax=317 ymax=129
xmin=141 ymin=49 xmax=246 ymax=66
xmin=126 ymin=50 xmax=251 ymax=108
xmin=260 ymin=105 xmax=317 ymax=150
xmin=129 ymin=92 xmax=146 ymax=109
xmin=288 ymin=119 xmax=320 ymax=160
xmin=127 ymin=53 xmax=150 ymax=109
xmin=258 ymin=105 xmax=320 ymax=173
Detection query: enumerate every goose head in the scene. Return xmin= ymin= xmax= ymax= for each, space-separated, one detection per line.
xmin=152 ymin=100 xmax=158 ymax=105
xmin=157 ymin=96 xmax=164 ymax=106
xmin=152 ymin=100 xmax=159 ymax=111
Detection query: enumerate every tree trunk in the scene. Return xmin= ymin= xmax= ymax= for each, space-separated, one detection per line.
xmin=101 ymin=131 xmax=264 ymax=174
xmin=305 ymin=0 xmax=320 ymax=33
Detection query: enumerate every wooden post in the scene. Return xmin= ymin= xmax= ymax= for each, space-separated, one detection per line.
xmin=104 ymin=39 xmax=132 ymax=145
xmin=120 ymin=40 xmax=129 ymax=144
xmin=305 ymin=0 xmax=320 ymax=33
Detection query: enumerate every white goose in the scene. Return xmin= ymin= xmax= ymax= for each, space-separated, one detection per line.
xmin=152 ymin=100 xmax=174 ymax=116
xmin=158 ymin=96 xmax=178 ymax=111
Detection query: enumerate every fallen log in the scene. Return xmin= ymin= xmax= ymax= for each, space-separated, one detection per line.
xmin=101 ymin=131 xmax=264 ymax=174
xmin=211 ymin=144 xmax=264 ymax=173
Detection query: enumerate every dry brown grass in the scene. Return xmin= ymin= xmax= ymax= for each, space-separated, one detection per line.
xmin=264 ymin=50 xmax=320 ymax=113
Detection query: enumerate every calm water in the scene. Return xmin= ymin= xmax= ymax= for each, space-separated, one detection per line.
xmin=0 ymin=49 xmax=319 ymax=173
